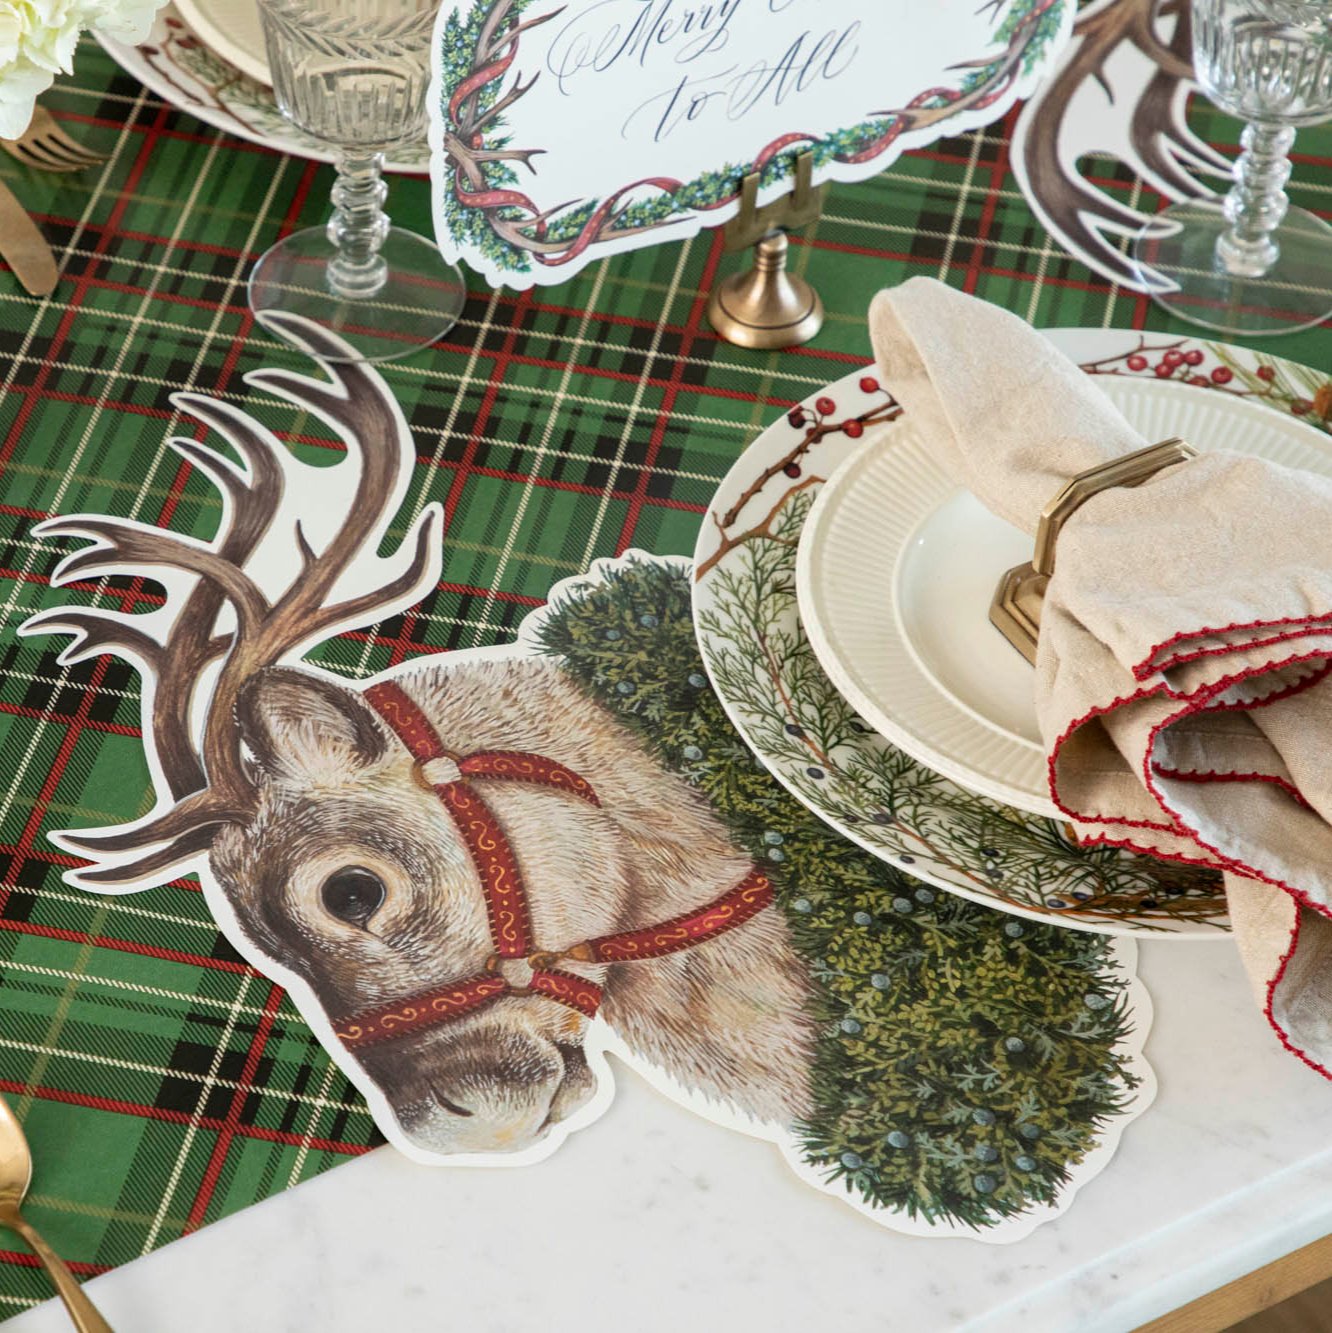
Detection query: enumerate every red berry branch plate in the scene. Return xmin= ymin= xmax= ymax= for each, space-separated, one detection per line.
xmin=693 ymin=328 xmax=1332 ymax=937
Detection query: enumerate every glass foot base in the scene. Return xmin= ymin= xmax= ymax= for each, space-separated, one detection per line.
xmin=248 ymin=225 xmax=466 ymax=363
xmin=1133 ymin=200 xmax=1332 ymax=337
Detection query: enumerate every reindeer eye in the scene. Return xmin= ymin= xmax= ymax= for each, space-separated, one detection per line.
xmin=321 ymin=867 xmax=386 ymax=927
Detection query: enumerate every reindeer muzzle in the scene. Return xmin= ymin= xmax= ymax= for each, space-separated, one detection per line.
xmin=330 ymin=681 xmax=774 ymax=1053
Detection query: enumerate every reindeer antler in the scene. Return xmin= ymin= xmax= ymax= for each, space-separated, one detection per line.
xmin=22 ymin=313 xmax=444 ymax=887
xmin=1010 ymin=0 xmax=1233 ymax=292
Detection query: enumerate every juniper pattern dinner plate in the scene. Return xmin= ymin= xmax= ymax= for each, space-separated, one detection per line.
xmin=693 ymin=329 xmax=1332 ymax=937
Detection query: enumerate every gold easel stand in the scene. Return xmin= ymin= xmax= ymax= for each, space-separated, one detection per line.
xmin=707 ymin=152 xmax=826 ymax=350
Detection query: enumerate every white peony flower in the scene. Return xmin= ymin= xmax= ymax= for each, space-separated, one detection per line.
xmin=87 ymin=0 xmax=160 ymax=44
xmin=0 ymin=8 xmax=24 ymax=67
xmin=0 ymin=57 xmax=54 ymax=140
xmin=0 ymin=0 xmax=166 ymax=139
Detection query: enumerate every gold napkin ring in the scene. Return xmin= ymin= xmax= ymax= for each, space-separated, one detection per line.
xmin=990 ymin=437 xmax=1198 ymax=665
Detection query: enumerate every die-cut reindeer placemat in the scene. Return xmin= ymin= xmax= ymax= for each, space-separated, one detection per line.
xmin=20 ymin=315 xmax=1153 ymax=1242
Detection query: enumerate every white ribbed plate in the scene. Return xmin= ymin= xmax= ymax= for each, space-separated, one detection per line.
xmin=797 ymin=380 xmax=1332 ymax=819
xmin=694 ymin=329 xmax=1332 ymax=936
xmin=174 ymin=0 xmax=270 ymax=85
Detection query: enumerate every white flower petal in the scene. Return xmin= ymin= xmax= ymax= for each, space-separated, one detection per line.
xmin=0 ymin=58 xmax=56 ymax=139
xmin=0 ymin=0 xmax=167 ymax=131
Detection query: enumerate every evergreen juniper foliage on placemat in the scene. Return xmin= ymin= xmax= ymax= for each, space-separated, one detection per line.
xmin=538 ymin=559 xmax=1139 ymax=1229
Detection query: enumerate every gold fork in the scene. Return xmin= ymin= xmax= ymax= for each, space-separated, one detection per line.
xmin=0 ymin=1094 xmax=114 ymax=1331
xmin=1 ymin=107 xmax=108 ymax=173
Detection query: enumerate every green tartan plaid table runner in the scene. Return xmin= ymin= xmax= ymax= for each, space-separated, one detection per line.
xmin=0 ymin=35 xmax=1328 ymax=1320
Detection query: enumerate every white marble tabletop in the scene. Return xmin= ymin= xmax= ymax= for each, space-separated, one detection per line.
xmin=9 ymin=939 xmax=1332 ymax=1333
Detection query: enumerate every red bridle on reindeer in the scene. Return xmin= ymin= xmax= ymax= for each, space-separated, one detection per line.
xmin=330 ymin=682 xmax=773 ymax=1050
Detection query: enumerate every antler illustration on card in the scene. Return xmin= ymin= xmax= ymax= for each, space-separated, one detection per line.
xmin=22 ymin=316 xmax=1153 ymax=1241
xmin=1011 ymin=0 xmax=1232 ymax=292
xmin=26 ymin=332 xmax=442 ymax=887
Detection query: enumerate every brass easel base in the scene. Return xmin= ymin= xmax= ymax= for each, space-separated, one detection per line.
xmin=706 ymin=231 xmax=823 ymax=350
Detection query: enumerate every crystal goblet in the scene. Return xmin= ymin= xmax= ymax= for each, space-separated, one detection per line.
xmin=1132 ymin=0 xmax=1332 ymax=336
xmin=248 ymin=0 xmax=465 ymax=362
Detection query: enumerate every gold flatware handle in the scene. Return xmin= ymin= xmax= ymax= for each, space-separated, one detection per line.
xmin=0 ymin=1206 xmax=113 ymax=1332
xmin=0 ymin=176 xmax=57 ymax=296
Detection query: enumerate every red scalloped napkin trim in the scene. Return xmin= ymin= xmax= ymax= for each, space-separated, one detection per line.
xmin=1047 ymin=617 xmax=1332 ymax=1079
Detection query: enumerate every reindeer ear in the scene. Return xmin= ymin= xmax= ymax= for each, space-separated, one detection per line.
xmin=235 ymin=667 xmax=386 ymax=784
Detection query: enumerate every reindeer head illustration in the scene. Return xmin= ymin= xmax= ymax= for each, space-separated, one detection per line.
xmin=21 ymin=314 xmax=815 ymax=1159
xmin=207 ymin=665 xmax=619 ymax=1154
xmin=16 ymin=317 xmax=604 ymax=1154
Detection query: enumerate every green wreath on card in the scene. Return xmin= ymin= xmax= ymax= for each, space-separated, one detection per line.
xmin=433 ymin=0 xmax=1071 ymax=282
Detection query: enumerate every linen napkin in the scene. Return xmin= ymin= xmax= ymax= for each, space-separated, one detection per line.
xmin=869 ymin=276 xmax=1332 ymax=1078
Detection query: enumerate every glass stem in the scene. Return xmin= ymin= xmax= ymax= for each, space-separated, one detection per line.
xmin=326 ymin=149 xmax=390 ymax=301
xmin=1215 ymin=121 xmax=1295 ymax=279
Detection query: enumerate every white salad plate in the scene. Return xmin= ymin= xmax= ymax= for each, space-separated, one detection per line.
xmin=172 ymin=0 xmax=271 ymax=85
xmin=795 ymin=378 xmax=1332 ymax=820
